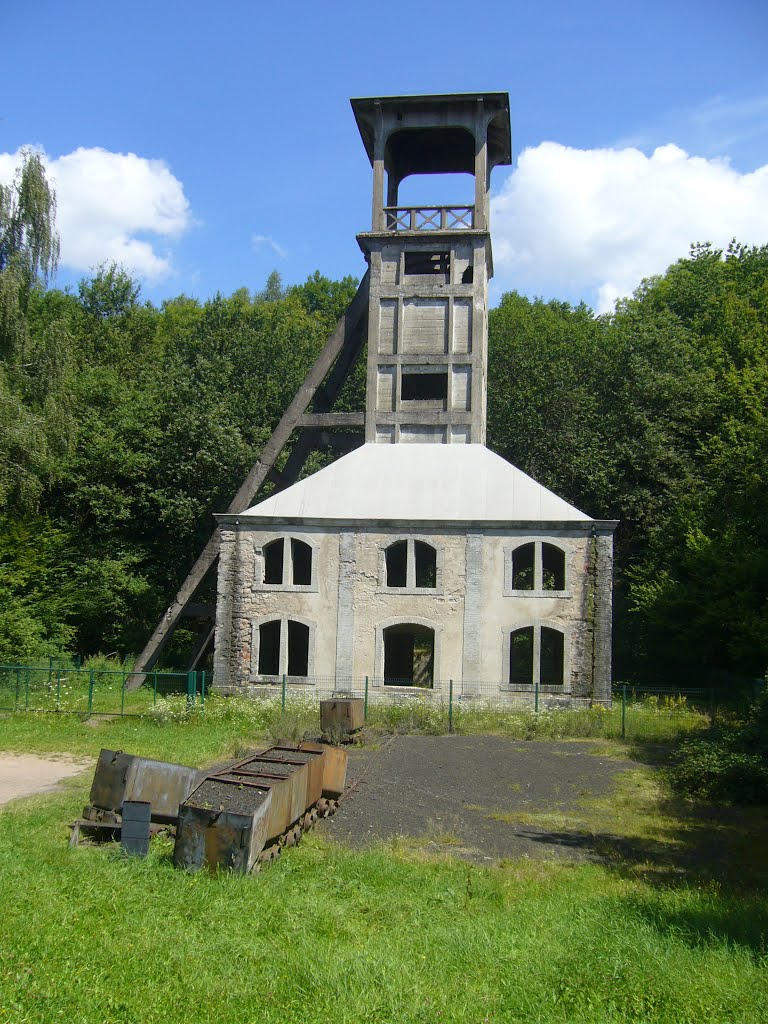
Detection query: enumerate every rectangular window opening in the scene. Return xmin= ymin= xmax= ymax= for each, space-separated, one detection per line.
xmin=404 ymin=250 xmax=450 ymax=281
xmin=401 ymin=371 xmax=448 ymax=402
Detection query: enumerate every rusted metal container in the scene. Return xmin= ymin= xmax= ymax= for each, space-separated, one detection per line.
xmin=173 ymin=742 xmax=348 ymax=873
xmin=89 ymin=749 xmax=200 ymax=823
xmin=174 ymin=778 xmax=273 ymax=873
xmin=320 ymin=698 xmax=364 ymax=738
xmin=317 ymin=743 xmax=348 ymax=799
xmin=226 ymin=746 xmax=310 ymax=839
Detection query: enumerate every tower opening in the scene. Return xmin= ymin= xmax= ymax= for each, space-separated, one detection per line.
xmin=401 ymin=370 xmax=448 ymax=403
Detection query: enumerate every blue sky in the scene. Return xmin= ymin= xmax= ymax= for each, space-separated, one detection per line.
xmin=2 ymin=0 xmax=767 ymax=311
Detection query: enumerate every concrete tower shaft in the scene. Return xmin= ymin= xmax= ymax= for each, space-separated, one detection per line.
xmin=352 ymin=93 xmax=511 ymax=445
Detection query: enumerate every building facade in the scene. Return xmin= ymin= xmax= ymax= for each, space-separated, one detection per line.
xmin=213 ymin=93 xmax=617 ymax=705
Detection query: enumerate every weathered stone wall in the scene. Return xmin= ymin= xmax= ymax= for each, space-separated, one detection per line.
xmin=214 ymin=521 xmax=614 ymax=703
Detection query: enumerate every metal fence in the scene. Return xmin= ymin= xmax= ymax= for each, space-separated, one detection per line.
xmin=227 ymin=675 xmax=731 ymax=741
xmin=0 ymin=664 xmax=207 ymax=716
xmin=1 ymin=664 xmax=757 ymax=742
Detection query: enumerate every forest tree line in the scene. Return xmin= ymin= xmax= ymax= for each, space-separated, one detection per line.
xmin=1 ymin=155 xmax=766 ymax=683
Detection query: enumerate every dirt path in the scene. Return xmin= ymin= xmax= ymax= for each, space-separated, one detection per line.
xmin=321 ymin=735 xmax=635 ymax=863
xmin=0 ymin=754 xmax=92 ymax=805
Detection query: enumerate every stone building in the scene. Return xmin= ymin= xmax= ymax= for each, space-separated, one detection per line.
xmin=213 ymin=93 xmax=617 ymax=704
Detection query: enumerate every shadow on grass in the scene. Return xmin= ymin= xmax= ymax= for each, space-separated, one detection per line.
xmin=515 ymin=735 xmax=768 ymax=955
xmin=517 ymin=805 xmax=768 ymax=890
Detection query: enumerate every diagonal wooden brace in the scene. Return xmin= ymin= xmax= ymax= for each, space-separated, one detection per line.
xmin=128 ymin=272 xmax=369 ymax=687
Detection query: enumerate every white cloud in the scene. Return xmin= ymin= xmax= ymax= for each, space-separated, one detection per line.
xmin=0 ymin=146 xmax=191 ymax=279
xmin=491 ymin=142 xmax=768 ymax=312
xmin=252 ymin=233 xmax=288 ymax=260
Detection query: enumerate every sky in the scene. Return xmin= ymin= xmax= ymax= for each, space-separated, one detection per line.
xmin=2 ymin=0 xmax=767 ymax=313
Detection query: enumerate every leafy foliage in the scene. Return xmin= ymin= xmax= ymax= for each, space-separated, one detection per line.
xmin=488 ymin=242 xmax=768 ymax=681
xmin=668 ymin=689 xmax=768 ymax=803
xmin=0 ymin=210 xmax=766 ymax=689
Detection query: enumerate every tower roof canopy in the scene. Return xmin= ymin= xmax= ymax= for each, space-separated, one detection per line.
xmin=233 ymin=444 xmax=594 ymax=524
xmin=351 ymin=93 xmax=511 ymax=178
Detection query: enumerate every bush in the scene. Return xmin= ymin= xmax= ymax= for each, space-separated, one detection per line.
xmin=667 ymin=689 xmax=768 ymax=804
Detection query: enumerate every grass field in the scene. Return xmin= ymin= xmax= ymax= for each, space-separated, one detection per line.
xmin=0 ymin=712 xmax=766 ymax=1024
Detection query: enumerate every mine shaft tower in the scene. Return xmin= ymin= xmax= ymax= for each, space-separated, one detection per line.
xmin=353 ymin=93 xmax=511 ymax=445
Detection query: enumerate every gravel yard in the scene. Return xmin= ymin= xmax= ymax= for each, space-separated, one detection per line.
xmin=321 ymin=734 xmax=635 ymax=863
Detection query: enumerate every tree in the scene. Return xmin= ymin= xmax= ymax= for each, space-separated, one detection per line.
xmin=0 ymin=150 xmax=59 ymax=357
xmin=0 ymin=150 xmax=58 ymax=285
xmin=624 ymin=243 xmax=768 ymax=678
xmin=0 ymin=152 xmax=71 ymax=510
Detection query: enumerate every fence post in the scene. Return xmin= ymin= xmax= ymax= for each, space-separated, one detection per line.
xmin=25 ymin=668 xmax=30 ymax=710
xmin=55 ymin=667 xmax=62 ymax=712
xmin=281 ymin=674 xmax=287 ymax=713
xmin=186 ymin=670 xmax=195 ymax=709
xmin=448 ymin=678 xmax=454 ymax=734
xmin=153 ymin=670 xmax=158 ymax=705
xmin=120 ymin=669 xmax=126 ymax=716
xmin=87 ymin=670 xmax=94 ymax=715
xmin=534 ymin=673 xmax=539 ymax=713
xmin=621 ymin=685 xmax=627 ymax=739
xmin=200 ymin=670 xmax=206 ymax=705
xmin=14 ymin=666 xmax=20 ymax=711
xmin=364 ymin=675 xmax=369 ymax=721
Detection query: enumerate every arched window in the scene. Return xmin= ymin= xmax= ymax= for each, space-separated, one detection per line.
xmin=259 ymin=537 xmax=315 ymax=588
xmin=383 ymin=623 xmax=435 ymax=687
xmin=414 ymin=541 xmax=437 ymax=588
xmin=506 ymin=624 xmax=566 ymax=688
xmin=287 ymin=620 xmax=309 ymax=677
xmin=254 ymin=618 xmax=313 ymax=679
xmin=263 ymin=540 xmax=284 ymax=585
xmin=512 ymin=543 xmax=535 ymax=590
xmin=383 ymin=538 xmax=439 ymax=590
xmin=508 ymin=542 xmax=567 ymax=594
xmin=542 ymin=544 xmax=565 ymax=591
xmin=509 ymin=627 xmax=534 ymax=686
xmin=258 ymin=620 xmax=281 ymax=676
xmin=291 ymin=539 xmax=312 ymax=586
xmin=386 ymin=540 xmax=408 ymax=588
xmin=540 ymin=627 xmax=564 ymax=686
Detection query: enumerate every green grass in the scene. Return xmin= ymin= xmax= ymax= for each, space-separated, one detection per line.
xmin=0 ymin=785 xmax=766 ymax=1024
xmin=1 ymin=714 xmax=765 ymax=1023
xmin=450 ymin=698 xmax=709 ymax=743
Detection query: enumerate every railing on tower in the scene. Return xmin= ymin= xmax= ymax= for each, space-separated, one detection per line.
xmin=384 ymin=205 xmax=475 ymax=231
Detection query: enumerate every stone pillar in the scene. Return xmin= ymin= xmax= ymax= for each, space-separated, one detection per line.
xmin=592 ymin=531 xmax=614 ymax=704
xmin=335 ymin=532 xmax=357 ymax=682
xmin=461 ymin=533 xmax=483 ymax=692
xmin=213 ymin=526 xmax=237 ymax=690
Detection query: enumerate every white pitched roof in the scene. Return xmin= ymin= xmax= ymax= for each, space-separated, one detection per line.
xmin=240 ymin=444 xmax=591 ymax=523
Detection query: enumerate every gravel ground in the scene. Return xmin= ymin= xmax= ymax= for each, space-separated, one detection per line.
xmin=320 ymin=735 xmax=635 ymax=864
